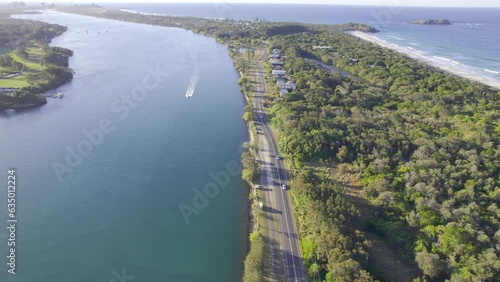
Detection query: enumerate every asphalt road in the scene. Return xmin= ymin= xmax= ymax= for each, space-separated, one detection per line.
xmin=253 ymin=51 xmax=307 ymax=282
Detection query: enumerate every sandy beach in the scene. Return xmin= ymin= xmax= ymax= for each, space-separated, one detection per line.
xmin=349 ymin=31 xmax=500 ymax=90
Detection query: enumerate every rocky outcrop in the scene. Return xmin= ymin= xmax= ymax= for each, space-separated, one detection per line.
xmin=409 ymin=19 xmax=451 ymax=25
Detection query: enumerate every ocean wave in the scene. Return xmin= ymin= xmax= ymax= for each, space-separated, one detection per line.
xmin=119 ymin=9 xmax=139 ymax=14
xmin=388 ymin=35 xmax=405 ymax=41
xmin=451 ymin=60 xmax=460 ymax=65
xmin=456 ymin=22 xmax=485 ymax=26
xmin=433 ymin=56 xmax=452 ymax=62
xmin=485 ymin=69 xmax=500 ymax=74
xmin=409 ymin=42 xmax=419 ymax=46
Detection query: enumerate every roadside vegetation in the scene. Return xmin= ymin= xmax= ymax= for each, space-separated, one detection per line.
xmin=0 ymin=9 xmax=73 ymax=109
xmin=267 ymin=34 xmax=499 ymax=281
xmin=233 ymin=46 xmax=271 ymax=282
xmin=59 ymin=5 xmax=500 ymax=282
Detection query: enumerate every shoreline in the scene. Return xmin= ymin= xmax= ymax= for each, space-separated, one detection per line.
xmin=1 ymin=14 xmax=73 ymax=110
xmin=349 ymin=31 xmax=500 ymax=90
xmin=235 ymin=55 xmax=267 ymax=281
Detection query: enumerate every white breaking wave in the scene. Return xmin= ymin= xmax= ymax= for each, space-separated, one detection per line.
xmin=456 ymin=22 xmax=485 ymax=26
xmin=185 ymin=74 xmax=199 ymax=98
xmin=485 ymin=69 xmax=500 ymax=74
xmin=119 ymin=9 xmax=140 ymax=14
xmin=433 ymin=56 xmax=452 ymax=62
xmin=388 ymin=35 xmax=405 ymax=41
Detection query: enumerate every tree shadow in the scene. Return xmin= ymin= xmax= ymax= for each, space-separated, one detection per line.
xmin=263 ymin=205 xmax=282 ymax=214
xmin=262 ymin=235 xmax=285 ymax=282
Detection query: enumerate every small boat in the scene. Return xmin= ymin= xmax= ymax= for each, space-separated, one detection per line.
xmin=52 ymin=92 xmax=64 ymax=99
xmin=185 ymin=75 xmax=199 ymax=98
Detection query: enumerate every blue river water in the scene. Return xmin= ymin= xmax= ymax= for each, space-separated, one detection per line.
xmin=0 ymin=11 xmax=247 ymax=282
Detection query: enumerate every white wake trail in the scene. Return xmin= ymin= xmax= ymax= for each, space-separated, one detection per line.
xmin=185 ymin=74 xmax=199 ymax=98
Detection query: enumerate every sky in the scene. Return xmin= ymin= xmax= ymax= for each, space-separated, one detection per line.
xmin=5 ymin=0 xmax=500 ymax=7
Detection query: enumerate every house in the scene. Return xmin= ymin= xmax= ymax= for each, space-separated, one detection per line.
xmin=270 ymin=59 xmax=283 ymax=66
xmin=269 ymin=53 xmax=281 ymax=59
xmin=269 ymin=49 xmax=282 ymax=59
xmin=279 ymin=89 xmax=289 ymax=96
xmin=0 ymin=87 xmax=19 ymax=96
xmin=273 ymin=74 xmax=286 ymax=80
xmin=285 ymin=81 xmax=297 ymax=90
xmin=272 ymin=69 xmax=286 ymax=75
xmin=277 ymin=80 xmax=296 ymax=90
xmin=312 ymin=45 xmax=332 ymax=49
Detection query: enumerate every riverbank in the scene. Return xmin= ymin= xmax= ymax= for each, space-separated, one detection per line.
xmin=349 ymin=30 xmax=500 ymax=90
xmin=0 ymin=14 xmax=73 ymax=109
xmin=232 ymin=47 xmax=271 ymax=282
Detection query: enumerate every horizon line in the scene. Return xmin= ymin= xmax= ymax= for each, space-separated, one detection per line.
xmin=9 ymin=1 xmax=500 ymax=8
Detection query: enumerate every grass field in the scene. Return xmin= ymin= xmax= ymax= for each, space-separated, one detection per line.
xmin=0 ymin=46 xmax=44 ymax=88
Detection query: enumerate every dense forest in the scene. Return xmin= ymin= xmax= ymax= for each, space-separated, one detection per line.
xmin=268 ymin=33 xmax=499 ymax=281
xmin=0 ymin=12 xmax=73 ymax=109
xmin=54 ymin=5 xmax=500 ymax=281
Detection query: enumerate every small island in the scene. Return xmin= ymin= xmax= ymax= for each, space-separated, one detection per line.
xmin=409 ymin=19 xmax=451 ymax=25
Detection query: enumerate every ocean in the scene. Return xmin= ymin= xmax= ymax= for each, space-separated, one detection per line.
xmin=107 ymin=3 xmax=500 ymax=81
xmin=1 ymin=11 xmax=246 ymax=282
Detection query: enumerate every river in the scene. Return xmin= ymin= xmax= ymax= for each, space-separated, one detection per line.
xmin=0 ymin=11 xmax=247 ymax=282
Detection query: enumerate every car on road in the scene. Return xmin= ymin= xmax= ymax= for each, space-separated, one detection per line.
xmin=276 ymin=155 xmax=282 ymax=160
xmin=255 ymin=184 xmax=262 ymax=189
xmin=282 ymin=184 xmax=288 ymax=190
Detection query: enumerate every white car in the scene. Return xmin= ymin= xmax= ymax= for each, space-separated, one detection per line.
xmin=276 ymin=155 xmax=282 ymax=160
xmin=255 ymin=185 xmax=262 ymax=189
xmin=282 ymin=184 xmax=287 ymax=190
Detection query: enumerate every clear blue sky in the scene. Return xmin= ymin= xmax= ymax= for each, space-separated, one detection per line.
xmin=10 ymin=0 xmax=500 ymax=7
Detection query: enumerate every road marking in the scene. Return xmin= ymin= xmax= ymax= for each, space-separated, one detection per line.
xmin=255 ymin=52 xmax=286 ymax=280
xmin=254 ymin=50 xmax=303 ymax=281
xmin=266 ymin=125 xmax=299 ymax=280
